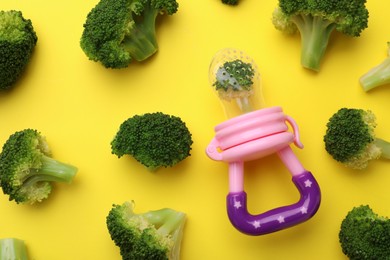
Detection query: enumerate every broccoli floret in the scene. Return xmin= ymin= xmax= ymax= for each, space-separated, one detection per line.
xmin=323 ymin=108 xmax=390 ymax=170
xmin=80 ymin=0 xmax=179 ymax=69
xmin=212 ymin=59 xmax=256 ymax=113
xmin=360 ymin=42 xmax=390 ymax=92
xmin=111 ymin=112 xmax=193 ymax=171
xmin=106 ymin=201 xmax=186 ymax=260
xmin=0 ymin=129 xmax=78 ymax=204
xmin=0 ymin=238 xmax=29 ymax=260
xmin=339 ymin=205 xmax=390 ymax=259
xmin=271 ymin=0 xmax=369 ymax=71
xmin=222 ymin=0 xmax=238 ymax=5
xmin=0 ymin=10 xmax=37 ymax=90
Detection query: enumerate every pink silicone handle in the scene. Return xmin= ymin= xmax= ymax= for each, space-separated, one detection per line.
xmin=225 ymin=146 xmax=321 ymax=235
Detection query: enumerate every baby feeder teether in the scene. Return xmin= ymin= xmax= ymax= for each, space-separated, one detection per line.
xmin=206 ymin=48 xmax=321 ymax=235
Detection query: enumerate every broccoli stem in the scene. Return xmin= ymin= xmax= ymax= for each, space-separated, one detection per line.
xmin=143 ymin=208 xmax=186 ymax=260
xmin=375 ymin=138 xmax=390 ymax=159
xmin=292 ymin=15 xmax=336 ymax=71
xmin=23 ymin=155 xmax=77 ymax=186
xmin=157 ymin=211 xmax=185 ymax=237
xmin=143 ymin=208 xmax=186 ymax=236
xmin=123 ymin=10 xmax=158 ymax=61
xmin=360 ymin=58 xmax=390 ymax=91
xmin=0 ymin=238 xmax=29 ymax=260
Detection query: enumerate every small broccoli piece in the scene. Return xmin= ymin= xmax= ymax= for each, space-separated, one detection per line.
xmin=212 ymin=59 xmax=255 ymax=113
xmin=360 ymin=42 xmax=390 ymax=92
xmin=222 ymin=0 xmax=238 ymax=5
xmin=80 ymin=0 xmax=179 ymax=69
xmin=0 ymin=238 xmax=29 ymax=260
xmin=0 ymin=10 xmax=37 ymax=90
xmin=111 ymin=112 xmax=193 ymax=171
xmin=323 ymin=108 xmax=390 ymax=170
xmin=0 ymin=129 xmax=78 ymax=204
xmin=106 ymin=201 xmax=186 ymax=260
xmin=272 ymin=0 xmax=369 ymax=71
xmin=339 ymin=205 xmax=390 ymax=259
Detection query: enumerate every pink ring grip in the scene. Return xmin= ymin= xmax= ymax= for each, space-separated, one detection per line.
xmin=206 ymin=107 xmax=302 ymax=163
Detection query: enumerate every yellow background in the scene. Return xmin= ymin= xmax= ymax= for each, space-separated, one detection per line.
xmin=0 ymin=0 xmax=389 ymax=259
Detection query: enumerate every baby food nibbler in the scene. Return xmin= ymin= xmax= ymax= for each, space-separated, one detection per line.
xmin=206 ymin=48 xmax=321 ymax=235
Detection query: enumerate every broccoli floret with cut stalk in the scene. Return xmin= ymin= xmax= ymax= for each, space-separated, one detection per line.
xmin=339 ymin=205 xmax=390 ymax=259
xmin=272 ymin=0 xmax=369 ymax=72
xmin=111 ymin=112 xmax=193 ymax=171
xmin=0 ymin=129 xmax=78 ymax=204
xmin=323 ymin=108 xmax=390 ymax=170
xmin=360 ymin=42 xmax=390 ymax=92
xmin=106 ymin=201 xmax=186 ymax=260
xmin=80 ymin=0 xmax=179 ymax=69
xmin=0 ymin=238 xmax=29 ymax=260
xmin=0 ymin=10 xmax=37 ymax=90
xmin=212 ymin=59 xmax=255 ymax=113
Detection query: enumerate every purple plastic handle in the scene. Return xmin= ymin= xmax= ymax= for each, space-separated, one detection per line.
xmin=226 ymin=171 xmax=320 ymax=235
